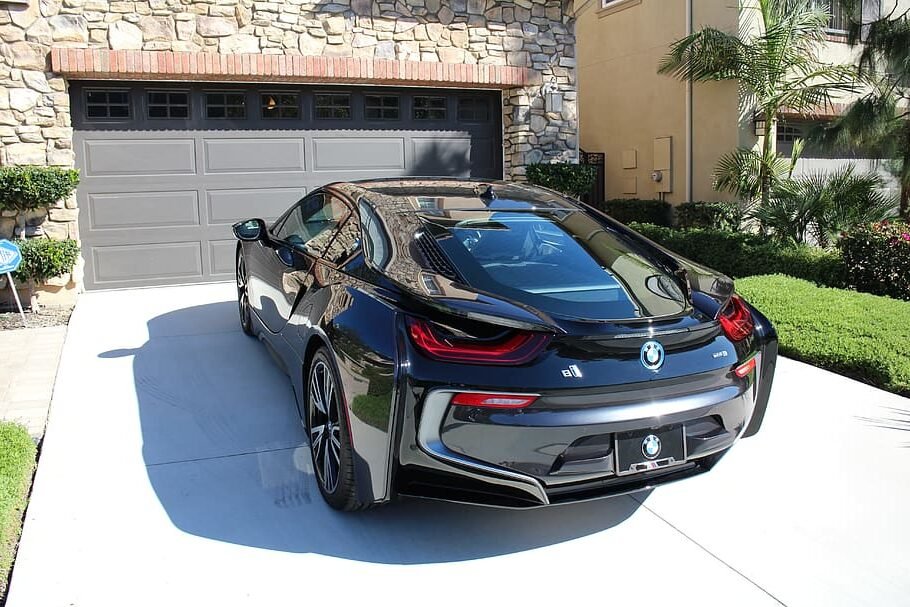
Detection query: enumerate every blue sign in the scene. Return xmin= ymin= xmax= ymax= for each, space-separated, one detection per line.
xmin=0 ymin=239 xmax=22 ymax=274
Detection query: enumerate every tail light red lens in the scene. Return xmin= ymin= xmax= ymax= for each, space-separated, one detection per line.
xmin=451 ymin=393 xmax=538 ymax=409
xmin=718 ymin=295 xmax=754 ymax=342
xmin=406 ymin=318 xmax=550 ymax=365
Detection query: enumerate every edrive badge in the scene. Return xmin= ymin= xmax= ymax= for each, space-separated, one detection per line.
xmin=640 ymin=340 xmax=665 ymax=371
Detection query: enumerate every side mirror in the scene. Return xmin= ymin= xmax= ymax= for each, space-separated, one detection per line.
xmin=232 ymin=218 xmax=266 ymax=242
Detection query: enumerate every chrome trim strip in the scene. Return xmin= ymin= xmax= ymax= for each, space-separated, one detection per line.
xmin=417 ymin=389 xmax=550 ymax=505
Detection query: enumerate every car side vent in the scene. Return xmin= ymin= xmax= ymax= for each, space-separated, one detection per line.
xmin=413 ymin=234 xmax=460 ymax=281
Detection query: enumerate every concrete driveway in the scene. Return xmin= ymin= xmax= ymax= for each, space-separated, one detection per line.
xmin=7 ymin=284 xmax=910 ymax=607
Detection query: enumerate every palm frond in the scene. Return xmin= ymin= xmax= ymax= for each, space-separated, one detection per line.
xmin=658 ymin=28 xmax=746 ymax=82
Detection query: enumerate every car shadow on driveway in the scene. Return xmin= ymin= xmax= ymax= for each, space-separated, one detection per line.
xmin=101 ymin=301 xmax=645 ymax=564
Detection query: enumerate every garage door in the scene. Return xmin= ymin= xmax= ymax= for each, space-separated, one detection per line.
xmin=71 ymin=82 xmax=502 ymax=290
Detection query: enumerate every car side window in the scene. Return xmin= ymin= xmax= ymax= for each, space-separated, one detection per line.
xmin=318 ymin=197 xmax=362 ymax=266
xmin=274 ymin=193 xmax=350 ymax=256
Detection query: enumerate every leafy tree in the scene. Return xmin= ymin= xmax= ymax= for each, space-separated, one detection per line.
xmin=813 ymin=0 xmax=910 ymax=218
xmin=659 ymin=0 xmax=856 ymax=207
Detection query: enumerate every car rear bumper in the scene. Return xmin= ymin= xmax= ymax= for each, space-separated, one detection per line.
xmin=398 ymin=357 xmax=769 ymax=507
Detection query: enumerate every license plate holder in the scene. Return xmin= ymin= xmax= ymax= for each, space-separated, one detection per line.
xmin=615 ymin=425 xmax=687 ymax=476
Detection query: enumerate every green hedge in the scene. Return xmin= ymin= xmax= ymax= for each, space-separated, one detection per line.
xmin=526 ymin=163 xmax=597 ymax=198
xmin=12 ymin=238 xmax=80 ymax=283
xmin=737 ymin=275 xmax=910 ymax=396
xmin=0 ymin=166 xmax=79 ymax=213
xmin=593 ymin=199 xmax=674 ymax=227
xmin=675 ymin=201 xmax=741 ymax=230
xmin=838 ymin=221 xmax=910 ymax=301
xmin=630 ymin=223 xmax=846 ymax=287
xmin=0 ymin=422 xmax=36 ymax=600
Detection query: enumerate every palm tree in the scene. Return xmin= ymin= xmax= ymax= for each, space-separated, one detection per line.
xmin=659 ymin=0 xmax=856 ymax=207
xmin=813 ymin=1 xmax=910 ymax=218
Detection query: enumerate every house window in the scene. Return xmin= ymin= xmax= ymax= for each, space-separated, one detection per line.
xmin=261 ymin=93 xmax=299 ymax=119
xmin=314 ymin=93 xmax=352 ymax=119
xmin=85 ymin=89 xmax=130 ymax=119
xmin=457 ymin=97 xmax=490 ymax=122
xmin=147 ymin=90 xmax=189 ymax=119
xmin=777 ymin=124 xmax=804 ymax=143
xmin=413 ymin=96 xmax=447 ymax=120
xmin=365 ymin=95 xmax=400 ymax=120
xmin=206 ymin=92 xmax=246 ymax=119
xmin=809 ymin=0 xmax=880 ymax=33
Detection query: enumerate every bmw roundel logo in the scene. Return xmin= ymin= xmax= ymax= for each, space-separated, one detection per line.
xmin=641 ymin=434 xmax=662 ymax=460
xmin=640 ymin=340 xmax=665 ymax=371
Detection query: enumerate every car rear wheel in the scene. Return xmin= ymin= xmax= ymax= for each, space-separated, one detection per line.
xmin=306 ymin=348 xmax=368 ymax=511
xmin=236 ymin=250 xmax=253 ymax=336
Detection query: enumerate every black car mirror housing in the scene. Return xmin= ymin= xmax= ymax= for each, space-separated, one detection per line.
xmin=233 ymin=218 xmax=267 ymax=242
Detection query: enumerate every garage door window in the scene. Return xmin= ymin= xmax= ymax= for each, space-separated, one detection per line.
xmin=414 ymin=96 xmax=447 ymax=120
xmin=365 ymin=95 xmax=400 ymax=120
xmin=457 ymin=97 xmax=490 ymax=122
xmin=314 ymin=93 xmax=352 ymax=120
xmin=85 ymin=90 xmax=130 ymax=119
xmin=261 ymin=93 xmax=300 ymax=119
xmin=147 ymin=91 xmax=190 ymax=119
xmin=206 ymin=92 xmax=246 ymax=119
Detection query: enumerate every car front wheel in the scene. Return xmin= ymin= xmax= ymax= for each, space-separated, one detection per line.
xmin=236 ymin=249 xmax=253 ymax=336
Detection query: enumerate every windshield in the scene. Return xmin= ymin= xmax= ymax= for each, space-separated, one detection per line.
xmin=422 ymin=210 xmax=689 ymax=320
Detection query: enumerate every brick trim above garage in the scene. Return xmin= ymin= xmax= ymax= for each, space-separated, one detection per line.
xmin=50 ymin=49 xmax=541 ymax=90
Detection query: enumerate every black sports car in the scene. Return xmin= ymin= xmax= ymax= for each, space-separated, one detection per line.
xmin=232 ymin=179 xmax=777 ymax=511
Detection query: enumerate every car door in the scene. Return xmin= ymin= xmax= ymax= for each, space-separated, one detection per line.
xmin=247 ymin=191 xmax=352 ymax=334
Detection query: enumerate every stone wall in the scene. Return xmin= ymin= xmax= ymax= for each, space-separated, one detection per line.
xmin=0 ymin=0 xmax=577 ymax=297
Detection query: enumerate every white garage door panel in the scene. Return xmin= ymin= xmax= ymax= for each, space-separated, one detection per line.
xmin=209 ymin=240 xmax=239 ymax=276
xmin=204 ymin=138 xmax=307 ymax=174
xmin=88 ymin=191 xmax=200 ymax=230
xmin=92 ymin=242 xmax=203 ymax=283
xmin=206 ymin=188 xmax=304 ymax=224
xmin=312 ymin=137 xmax=406 ymax=171
xmin=84 ymin=139 xmax=197 ymax=176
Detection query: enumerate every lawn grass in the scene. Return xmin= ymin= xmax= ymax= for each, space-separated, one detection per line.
xmin=737 ymin=274 xmax=910 ymax=396
xmin=0 ymin=423 xmax=36 ymax=600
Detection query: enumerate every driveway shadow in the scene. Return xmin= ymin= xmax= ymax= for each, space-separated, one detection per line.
xmin=102 ymin=301 xmax=645 ymax=564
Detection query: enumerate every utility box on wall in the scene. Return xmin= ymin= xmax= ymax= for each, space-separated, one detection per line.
xmin=653 ymin=136 xmax=672 ymax=193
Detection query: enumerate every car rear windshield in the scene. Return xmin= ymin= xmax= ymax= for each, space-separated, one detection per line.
xmin=421 ymin=209 xmax=689 ymax=321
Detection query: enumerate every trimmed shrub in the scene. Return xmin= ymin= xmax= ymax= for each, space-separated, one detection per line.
xmin=630 ymin=223 xmax=847 ymax=287
xmin=737 ymin=275 xmax=910 ymax=396
xmin=838 ymin=221 xmax=910 ymax=301
xmin=0 ymin=166 xmax=79 ymax=215
xmin=526 ymin=163 xmax=597 ymax=198
xmin=594 ymin=198 xmax=674 ymax=227
xmin=676 ymin=201 xmax=742 ymax=231
xmin=12 ymin=238 xmax=80 ymax=283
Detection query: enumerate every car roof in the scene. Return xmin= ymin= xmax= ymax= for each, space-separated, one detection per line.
xmin=326 ymin=178 xmax=580 ymax=221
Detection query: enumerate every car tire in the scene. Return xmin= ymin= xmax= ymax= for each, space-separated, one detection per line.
xmin=306 ymin=348 xmax=369 ymax=511
xmin=236 ymin=248 xmax=254 ymax=337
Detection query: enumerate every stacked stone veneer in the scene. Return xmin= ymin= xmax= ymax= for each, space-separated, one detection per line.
xmin=0 ymin=0 xmax=577 ymax=295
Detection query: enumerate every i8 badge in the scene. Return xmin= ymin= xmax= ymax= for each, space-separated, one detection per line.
xmin=640 ymin=340 xmax=665 ymax=371
xmin=641 ymin=434 xmax=662 ymax=460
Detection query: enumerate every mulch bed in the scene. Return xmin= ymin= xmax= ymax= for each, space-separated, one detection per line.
xmin=0 ymin=307 xmax=72 ymax=331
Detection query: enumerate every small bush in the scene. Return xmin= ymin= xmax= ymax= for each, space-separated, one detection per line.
xmin=630 ymin=223 xmax=847 ymax=287
xmin=736 ymin=275 xmax=910 ymax=396
xmin=838 ymin=221 xmax=910 ymax=301
xmin=0 ymin=422 xmax=37 ymax=599
xmin=594 ymin=198 xmax=674 ymax=227
xmin=12 ymin=238 xmax=80 ymax=283
xmin=526 ymin=163 xmax=598 ymax=198
xmin=676 ymin=201 xmax=742 ymax=230
xmin=0 ymin=166 xmax=79 ymax=214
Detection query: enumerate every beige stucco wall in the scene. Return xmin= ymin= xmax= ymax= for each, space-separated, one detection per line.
xmin=576 ymin=0 xmax=740 ymax=204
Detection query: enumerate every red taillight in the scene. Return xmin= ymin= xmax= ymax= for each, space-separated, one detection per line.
xmin=734 ymin=356 xmax=757 ymax=378
xmin=451 ymin=393 xmax=538 ymax=409
xmin=406 ymin=318 xmax=550 ymax=365
xmin=718 ymin=295 xmax=754 ymax=342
